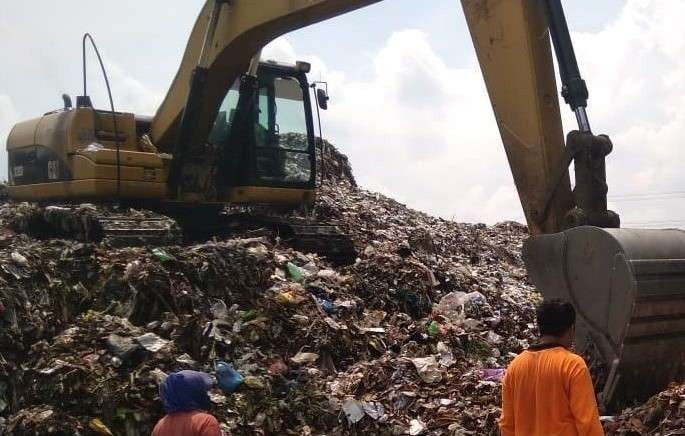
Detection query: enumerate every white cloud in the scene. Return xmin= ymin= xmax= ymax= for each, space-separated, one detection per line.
xmin=275 ymin=1 xmax=685 ymax=227
xmin=289 ymin=29 xmax=518 ymax=223
xmin=85 ymin=60 xmax=165 ymax=116
xmin=568 ymin=0 xmax=685 ymax=228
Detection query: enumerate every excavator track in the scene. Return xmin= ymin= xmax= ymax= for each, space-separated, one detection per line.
xmin=10 ymin=203 xmax=182 ymax=246
xmin=11 ymin=203 xmax=356 ymax=263
xmin=252 ymin=215 xmax=357 ymax=265
xmin=182 ymin=211 xmax=357 ymax=265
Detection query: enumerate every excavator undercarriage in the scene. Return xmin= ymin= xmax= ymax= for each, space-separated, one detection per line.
xmin=10 ymin=202 xmax=356 ymax=263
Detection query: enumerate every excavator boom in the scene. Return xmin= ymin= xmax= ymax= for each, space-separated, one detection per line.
xmin=463 ymin=0 xmax=684 ymax=410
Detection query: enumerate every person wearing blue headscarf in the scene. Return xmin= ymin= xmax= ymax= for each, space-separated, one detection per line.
xmin=152 ymin=364 xmax=243 ymax=436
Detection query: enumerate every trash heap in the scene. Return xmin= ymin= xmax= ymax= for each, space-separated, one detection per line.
xmin=604 ymin=384 xmax=685 ymax=435
xmin=0 ymin=138 xmax=545 ymax=435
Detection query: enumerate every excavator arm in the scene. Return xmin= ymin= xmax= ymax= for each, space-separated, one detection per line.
xmin=461 ymin=0 xmax=573 ymax=234
xmin=463 ymin=0 xmax=685 ymax=412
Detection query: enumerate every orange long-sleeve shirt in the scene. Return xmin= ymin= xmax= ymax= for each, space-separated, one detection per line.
xmin=152 ymin=411 xmax=222 ymax=436
xmin=499 ymin=344 xmax=604 ymax=436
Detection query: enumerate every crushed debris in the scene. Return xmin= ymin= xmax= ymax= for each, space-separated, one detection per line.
xmin=604 ymin=383 xmax=685 ymax=435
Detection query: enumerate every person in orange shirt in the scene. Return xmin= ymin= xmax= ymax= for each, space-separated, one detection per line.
xmin=499 ymin=299 xmax=604 ymax=436
xmin=153 ymin=362 xmax=243 ymax=436
xmin=152 ymin=370 xmax=222 ymax=436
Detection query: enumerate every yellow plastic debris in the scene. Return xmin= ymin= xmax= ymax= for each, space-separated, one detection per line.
xmin=89 ymin=418 xmax=114 ymax=435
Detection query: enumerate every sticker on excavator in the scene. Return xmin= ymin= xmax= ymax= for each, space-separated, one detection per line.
xmin=47 ymin=160 xmax=59 ymax=180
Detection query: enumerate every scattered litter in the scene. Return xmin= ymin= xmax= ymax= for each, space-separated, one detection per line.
xmin=362 ymin=401 xmax=386 ymax=421
xmin=135 ymin=333 xmax=170 ymax=353
xmin=482 ymin=368 xmax=506 ymax=382
xmin=409 ymin=418 xmax=427 ymax=435
xmin=290 ymin=352 xmax=319 ymax=365
xmin=342 ymin=399 xmax=365 ymax=424
xmin=11 ymin=251 xmax=28 ymax=266
xmin=286 ymin=262 xmax=305 ymax=282
xmin=409 ymin=356 xmax=443 ymax=384
xmin=151 ymin=247 xmax=176 ymax=263
xmin=88 ymin=418 xmax=114 ymax=435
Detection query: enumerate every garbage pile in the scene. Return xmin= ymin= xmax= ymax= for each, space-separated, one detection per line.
xmin=604 ymin=383 xmax=685 ymax=435
xmin=0 ymin=139 xmax=541 ymax=435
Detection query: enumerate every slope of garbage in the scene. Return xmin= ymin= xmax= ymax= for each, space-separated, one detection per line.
xmin=605 ymin=384 xmax=685 ymax=435
xmin=0 ymin=138 xmax=677 ymax=435
xmin=0 ymin=138 xmax=535 ymax=435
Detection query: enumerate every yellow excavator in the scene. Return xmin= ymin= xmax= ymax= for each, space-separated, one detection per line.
xmin=6 ymin=0 xmax=685 ymax=411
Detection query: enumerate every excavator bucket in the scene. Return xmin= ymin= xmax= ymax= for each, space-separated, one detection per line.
xmin=524 ymin=226 xmax=685 ymax=412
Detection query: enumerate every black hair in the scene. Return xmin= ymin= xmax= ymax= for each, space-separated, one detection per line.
xmin=536 ymin=299 xmax=576 ymax=336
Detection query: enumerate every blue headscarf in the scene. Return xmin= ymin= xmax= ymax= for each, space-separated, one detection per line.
xmin=160 ymin=370 xmax=213 ymax=414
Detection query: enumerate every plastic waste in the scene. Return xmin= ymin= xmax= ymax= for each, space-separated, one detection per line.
xmin=427 ymin=320 xmax=439 ymax=337
xmin=342 ymin=399 xmax=365 ymax=424
xmin=409 ymin=418 xmax=427 ymax=435
xmin=409 ymin=356 xmax=442 ymax=384
xmin=215 ymin=361 xmax=244 ymax=393
xmin=362 ymin=401 xmax=385 ymax=421
xmin=437 ymin=341 xmax=456 ymax=368
xmin=88 ymin=418 xmax=114 ymax=435
xmin=290 ymin=352 xmax=319 ymax=365
xmin=241 ymin=308 xmax=258 ymax=321
xmin=11 ymin=252 xmax=28 ymax=266
xmin=316 ymin=297 xmax=337 ymax=314
xmin=152 ymin=248 xmax=176 ymax=263
xmin=243 ymin=376 xmax=266 ymax=389
xmin=210 ymin=300 xmax=228 ymax=319
xmin=275 ymin=290 xmax=304 ymax=305
xmin=286 ymin=262 xmax=305 ymax=282
xmin=123 ymin=260 xmax=142 ymax=281
xmin=433 ymin=291 xmax=466 ymax=324
xmin=482 ymin=368 xmax=505 ymax=382
xmin=135 ymin=333 xmax=169 ymax=353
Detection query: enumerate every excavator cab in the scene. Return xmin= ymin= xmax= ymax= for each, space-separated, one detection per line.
xmin=210 ymin=61 xmax=316 ymax=196
xmin=206 ymin=61 xmax=317 ymax=205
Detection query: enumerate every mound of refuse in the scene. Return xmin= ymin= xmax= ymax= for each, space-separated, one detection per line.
xmin=604 ymin=383 xmax=685 ymax=435
xmin=1 ymin=138 xmax=673 ymax=435
xmin=0 ymin=139 xmax=537 ymax=435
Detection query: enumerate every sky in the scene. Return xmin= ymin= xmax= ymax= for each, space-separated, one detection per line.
xmin=2 ymin=0 xmax=685 ymax=228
